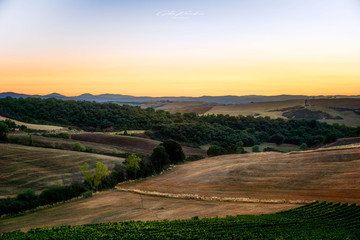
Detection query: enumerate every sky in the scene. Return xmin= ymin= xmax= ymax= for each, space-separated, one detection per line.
xmin=0 ymin=0 xmax=359 ymax=97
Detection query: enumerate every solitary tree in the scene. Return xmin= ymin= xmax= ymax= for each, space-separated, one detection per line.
xmin=124 ymin=154 xmax=142 ymax=179
xmin=80 ymin=162 xmax=111 ymax=191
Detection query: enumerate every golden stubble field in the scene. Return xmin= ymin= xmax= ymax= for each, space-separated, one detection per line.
xmin=120 ymin=145 xmax=360 ymax=204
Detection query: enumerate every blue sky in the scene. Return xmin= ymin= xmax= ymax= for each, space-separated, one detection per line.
xmin=0 ymin=0 xmax=359 ymax=96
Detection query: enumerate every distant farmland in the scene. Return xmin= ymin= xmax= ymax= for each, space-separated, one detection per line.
xmin=71 ymin=133 xmax=207 ymax=156
xmin=0 ymin=144 xmax=124 ymax=197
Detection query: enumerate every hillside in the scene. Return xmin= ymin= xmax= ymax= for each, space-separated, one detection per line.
xmin=0 ymin=144 xmax=124 ymax=197
xmin=70 ymin=133 xmax=207 ymax=156
xmin=205 ymin=98 xmax=360 ymax=127
xmin=0 ymin=190 xmax=297 ymax=233
xmin=119 ymin=145 xmax=360 ymax=203
xmin=3 ymin=91 xmax=359 ymax=104
xmin=0 ymin=116 xmax=66 ymax=131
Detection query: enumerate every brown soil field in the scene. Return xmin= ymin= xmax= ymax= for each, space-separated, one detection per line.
xmin=0 ymin=190 xmax=298 ymax=233
xmin=9 ymin=134 xmax=129 ymax=154
xmin=155 ymin=101 xmax=215 ymax=114
xmin=120 ymin=146 xmax=360 ymax=204
xmin=206 ymin=100 xmax=304 ymax=118
xmin=0 ymin=144 xmax=124 ymax=197
xmin=0 ymin=116 xmax=67 ymax=131
xmin=71 ymin=133 xmax=207 ymax=156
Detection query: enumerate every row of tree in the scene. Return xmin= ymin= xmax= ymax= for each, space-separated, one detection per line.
xmin=1 ymin=97 xmax=359 ymax=152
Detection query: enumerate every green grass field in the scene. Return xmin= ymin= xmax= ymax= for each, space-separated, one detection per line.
xmin=1 ymin=201 xmax=359 ymax=239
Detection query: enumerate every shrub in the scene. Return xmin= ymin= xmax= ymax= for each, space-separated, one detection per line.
xmin=160 ymin=140 xmax=185 ymax=164
xmin=299 ymin=143 xmax=307 ymax=150
xmin=263 ymin=147 xmax=283 ymax=152
xmin=185 ymin=155 xmax=205 ymax=162
xmin=252 ymin=145 xmax=260 ymax=152
xmin=207 ymin=145 xmax=227 ymax=157
xmin=270 ymin=134 xmax=285 ymax=145
xmin=72 ymin=142 xmax=86 ymax=151
xmin=81 ymin=191 xmax=93 ymax=199
xmin=0 ymin=122 xmax=9 ymax=141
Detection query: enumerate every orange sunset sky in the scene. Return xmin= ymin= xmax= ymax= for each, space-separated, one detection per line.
xmin=0 ymin=0 xmax=359 ymax=97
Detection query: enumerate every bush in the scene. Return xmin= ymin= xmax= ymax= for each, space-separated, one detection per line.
xmin=299 ymin=143 xmax=307 ymax=150
xmin=149 ymin=145 xmax=170 ymax=172
xmin=0 ymin=122 xmax=9 ymax=141
xmin=160 ymin=140 xmax=185 ymax=164
xmin=185 ymin=155 xmax=205 ymax=162
xmin=263 ymin=147 xmax=283 ymax=152
xmin=42 ymin=132 xmax=70 ymax=139
xmin=270 ymin=134 xmax=285 ymax=145
xmin=252 ymin=145 xmax=260 ymax=152
xmin=72 ymin=142 xmax=86 ymax=151
xmin=81 ymin=191 xmax=93 ymax=199
xmin=207 ymin=145 xmax=227 ymax=157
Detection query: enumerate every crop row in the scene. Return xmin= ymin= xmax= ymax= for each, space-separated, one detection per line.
xmin=1 ymin=202 xmax=360 ymax=239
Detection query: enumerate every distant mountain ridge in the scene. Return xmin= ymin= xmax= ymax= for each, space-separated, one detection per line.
xmin=1 ymin=92 xmax=359 ymax=105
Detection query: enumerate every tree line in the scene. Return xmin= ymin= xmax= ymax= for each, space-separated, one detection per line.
xmin=1 ymin=97 xmax=359 ymax=152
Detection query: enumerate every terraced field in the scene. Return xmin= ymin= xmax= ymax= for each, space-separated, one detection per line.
xmin=0 ymin=144 xmax=124 ymax=197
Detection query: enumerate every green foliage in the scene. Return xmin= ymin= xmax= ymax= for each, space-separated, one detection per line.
xmin=0 ymin=122 xmax=9 ymax=141
xmin=263 ymin=147 xmax=283 ymax=152
xmin=27 ymin=134 xmax=33 ymax=146
xmin=41 ymin=132 xmax=70 ymax=139
xmin=160 ymin=140 xmax=185 ymax=164
xmin=149 ymin=146 xmax=170 ymax=172
xmin=300 ymin=143 xmax=307 ymax=150
xmin=269 ymin=133 xmax=285 ymax=145
xmin=0 ymin=183 xmax=87 ymax=216
xmin=3 ymin=202 xmax=360 ymax=239
xmin=207 ymin=145 xmax=227 ymax=157
xmin=124 ymin=154 xmax=142 ymax=179
xmin=185 ymin=155 xmax=205 ymax=162
xmin=2 ymin=119 xmax=16 ymax=131
xmin=18 ymin=125 xmax=27 ymax=131
xmin=81 ymin=191 xmax=93 ymax=199
xmin=80 ymin=162 xmax=111 ymax=191
xmin=252 ymin=145 xmax=260 ymax=152
xmin=72 ymin=142 xmax=86 ymax=151
xmin=0 ymin=97 xmax=358 ymax=152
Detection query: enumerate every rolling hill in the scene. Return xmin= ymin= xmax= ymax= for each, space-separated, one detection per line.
xmin=0 ymin=144 xmax=124 ymax=197
xmin=119 ymin=145 xmax=360 ymax=203
xmin=70 ymin=133 xmax=207 ymax=156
